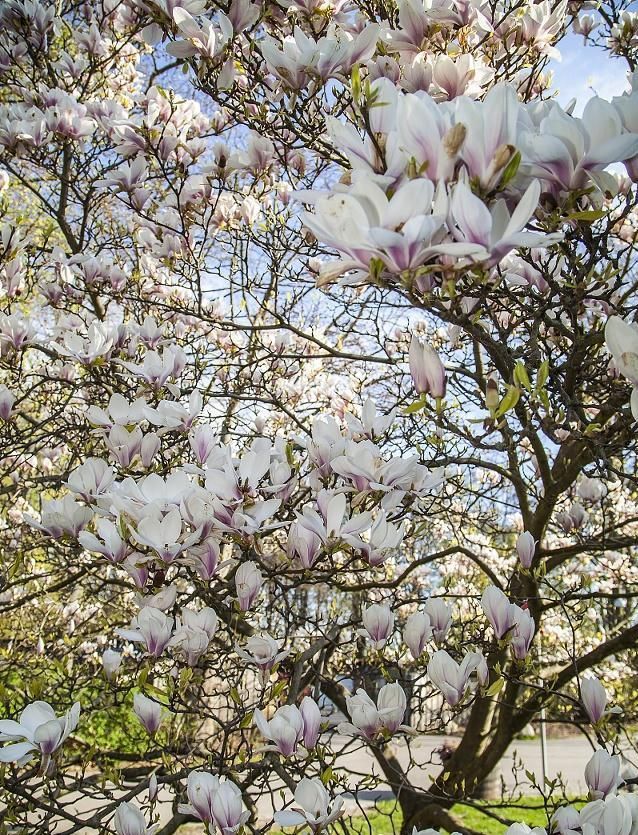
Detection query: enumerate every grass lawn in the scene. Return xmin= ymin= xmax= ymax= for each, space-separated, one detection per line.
xmin=272 ymin=796 xmax=563 ymax=834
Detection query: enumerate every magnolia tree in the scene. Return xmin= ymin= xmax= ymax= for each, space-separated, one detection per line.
xmin=1 ymin=1 xmax=638 ymax=834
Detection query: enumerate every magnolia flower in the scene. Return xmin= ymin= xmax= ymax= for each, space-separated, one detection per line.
xmin=287 ymin=518 xmax=323 ymax=569
xmin=481 ymin=586 xmax=516 ymax=639
xmin=395 ymin=89 xmax=459 ymax=183
xmin=86 ymin=392 xmax=150 ymax=428
xmin=577 ymin=476 xmax=607 ymax=502
xmin=299 ymin=697 xmax=322 ymax=749
xmin=346 ymin=512 xmax=404 ymax=566
xmin=340 ymin=682 xmax=410 ymax=738
xmin=67 ymin=457 xmax=114 ymax=500
xmin=133 ymin=693 xmax=165 ymax=735
xmin=274 ymin=778 xmax=344 ymax=831
xmin=404 ymin=611 xmax=432 ymax=659
xmin=253 ymin=705 xmax=304 ymax=756
xmin=167 ymin=7 xmax=231 ymax=60
xmin=234 ymin=560 xmax=262 ymax=610
xmin=409 ymin=336 xmax=447 ymax=398
xmin=148 ymin=773 xmax=158 ymax=802
xmin=504 ymin=825 xmax=547 ymax=835
xmin=510 ymin=607 xmax=535 ymax=661
xmin=102 ymin=649 xmax=122 ymax=681
xmin=579 ymin=794 xmax=633 ymax=835
xmin=132 ymin=509 xmax=184 ymax=563
xmin=340 ymin=689 xmax=382 ymax=739
xmin=516 ymin=532 xmax=536 ymax=569
xmin=28 ymin=495 xmax=92 ymax=539
xmin=585 ymin=749 xmax=621 ymax=799
xmin=169 ymin=607 xmax=217 ymax=666
xmin=179 ymin=772 xmax=248 ymax=833
xmin=179 ymin=770 xmax=218 ymax=823
xmin=424 ymin=598 xmax=452 ymax=644
xmin=520 ymin=96 xmax=638 ymax=195
xmin=427 ymin=650 xmax=487 ymax=706
xmin=359 ymin=603 xmax=394 ymax=648
xmin=114 ymin=802 xmax=159 ymax=835
xmin=235 ymin=633 xmax=288 ymax=671
xmin=117 ymin=607 xmax=174 ymax=658
xmin=298 ymin=177 xmax=453 ymax=280
xmin=551 ymin=805 xmax=581 ymax=835
xmin=605 ymin=315 xmax=638 ymax=419
xmin=0 ymin=700 xmax=80 ymax=769
xmin=377 ymin=682 xmax=408 ymax=733
xmin=210 ymin=780 xmax=250 ymax=834
xmin=450 ymin=180 xmax=558 ymax=266
xmin=0 ymin=386 xmax=16 ymax=420
xmin=581 ymin=675 xmax=609 ymax=724
xmin=79 ymin=518 xmax=129 ymax=564
xmin=262 ymin=25 xmax=379 ymax=89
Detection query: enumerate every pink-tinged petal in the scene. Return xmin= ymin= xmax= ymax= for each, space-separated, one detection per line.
xmin=583 ymin=135 xmax=638 ymax=169
xmin=451 ymin=183 xmax=492 ymax=246
xmin=274 ymin=810 xmax=307 ymax=827
xmin=583 ymin=97 xmax=623 ymax=147
xmin=385 ymin=180 xmax=434 ymax=228
xmin=503 ymin=180 xmax=541 ymax=238
xmin=0 ymin=720 xmax=27 ymax=740
xmin=0 ymin=741 xmax=37 ymax=762
xmin=172 ymin=7 xmax=202 ymax=38
xmin=348 ymin=23 xmax=381 ymax=66
xmin=483 ymin=84 xmax=519 ymax=156
xmin=368 ymin=78 xmax=399 ymax=134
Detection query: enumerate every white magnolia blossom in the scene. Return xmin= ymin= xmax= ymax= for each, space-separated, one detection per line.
xmin=0 ymin=701 xmax=80 ymax=768
xmin=234 ymin=560 xmax=263 ymax=610
xmin=359 ymin=603 xmax=395 ymax=648
xmin=114 ymin=802 xmax=159 ymax=835
xmin=117 ymin=607 xmax=175 ymax=658
xmin=179 ymin=771 xmax=249 ymax=833
xmin=403 ymin=610 xmax=433 ymax=659
xmin=585 ymin=749 xmax=621 ymax=799
xmin=605 ymin=315 xmax=638 ymax=420
xmin=340 ymin=682 xmax=411 ymax=738
xmin=582 ymin=676 xmax=612 ymax=725
xmin=274 ymin=777 xmax=344 ymax=831
xmin=427 ymin=650 xmax=488 ymax=706
xmin=235 ymin=633 xmax=288 ymax=671
xmin=253 ymin=705 xmax=304 ymax=757
xmin=132 ymin=693 xmax=166 ymax=736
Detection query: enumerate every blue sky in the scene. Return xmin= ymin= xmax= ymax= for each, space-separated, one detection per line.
xmin=551 ymin=32 xmax=629 ymax=113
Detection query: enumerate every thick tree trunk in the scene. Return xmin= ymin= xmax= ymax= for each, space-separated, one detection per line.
xmin=398 ymin=796 xmax=477 ymax=835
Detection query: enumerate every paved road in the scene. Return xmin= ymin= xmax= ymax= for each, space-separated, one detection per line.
xmin=32 ymin=735 xmax=632 ymax=832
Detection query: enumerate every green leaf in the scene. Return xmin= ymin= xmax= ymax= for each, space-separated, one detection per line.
xmin=565 ymin=209 xmax=606 ymax=222
xmin=494 ymin=385 xmax=520 ymax=418
xmin=179 ymin=668 xmax=193 ymax=692
xmin=351 ymin=65 xmax=361 ymax=102
xmin=513 ymin=361 xmax=532 ymax=391
xmin=485 ymin=677 xmax=505 ymax=697
xmin=321 ymin=767 xmax=333 ymax=784
xmin=536 ymin=359 xmax=549 ymax=390
xmin=404 ymin=395 xmax=427 ymax=415
xmin=270 ymin=680 xmax=287 ymax=701
xmin=499 ymin=149 xmax=521 ymax=188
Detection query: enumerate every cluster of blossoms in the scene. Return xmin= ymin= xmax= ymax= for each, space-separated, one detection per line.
xmin=0 ymin=0 xmax=637 ymax=834
xmin=297 ymin=80 xmax=638 ymax=289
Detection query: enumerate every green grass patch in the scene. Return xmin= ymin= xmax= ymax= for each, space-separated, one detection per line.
xmin=271 ymin=796 xmax=569 ymax=834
